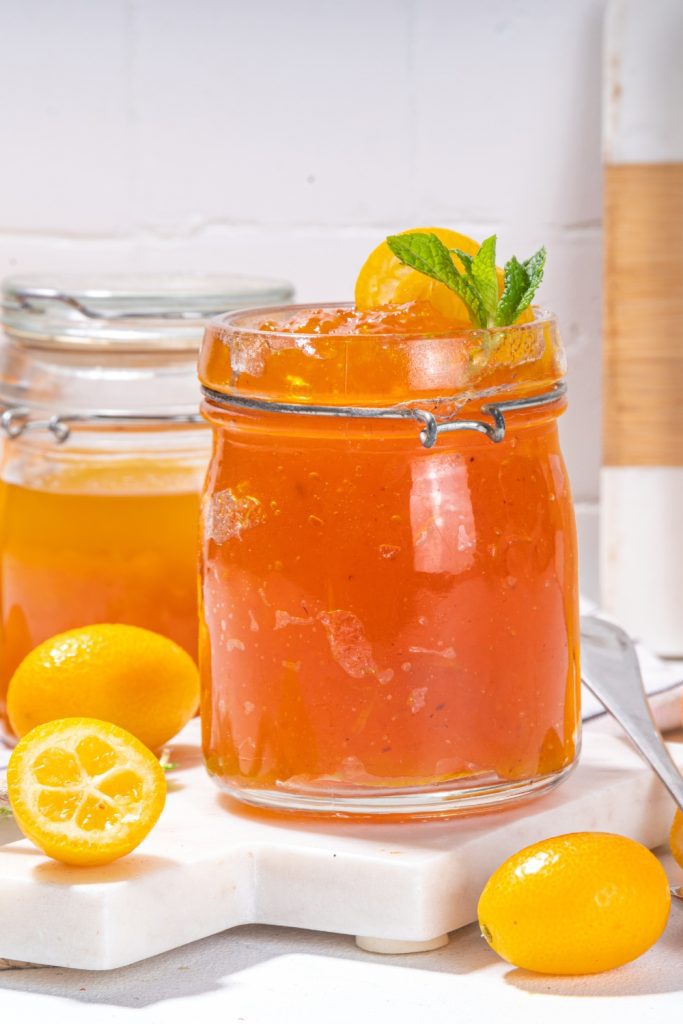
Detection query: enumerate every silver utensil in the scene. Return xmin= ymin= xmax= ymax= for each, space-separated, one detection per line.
xmin=581 ymin=614 xmax=683 ymax=900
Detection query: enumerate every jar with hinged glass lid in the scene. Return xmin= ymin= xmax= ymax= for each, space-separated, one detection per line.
xmin=198 ymin=300 xmax=579 ymax=817
xmin=0 ymin=273 xmax=293 ymax=740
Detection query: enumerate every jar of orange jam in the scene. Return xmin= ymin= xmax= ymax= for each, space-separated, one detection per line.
xmin=0 ymin=274 xmax=292 ymax=740
xmin=199 ymin=302 xmax=580 ymax=815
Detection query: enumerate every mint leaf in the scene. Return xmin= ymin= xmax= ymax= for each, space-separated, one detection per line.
xmin=387 ymin=232 xmax=459 ymax=289
xmin=494 ymin=246 xmax=545 ymax=325
xmin=494 ymin=255 xmax=528 ymax=326
xmin=470 ymin=235 xmax=499 ymax=320
xmin=515 ymin=246 xmax=546 ymax=318
xmin=451 ymin=238 xmax=498 ymax=319
xmin=387 ymin=232 xmax=486 ymax=327
xmin=450 ymin=248 xmax=474 ymax=275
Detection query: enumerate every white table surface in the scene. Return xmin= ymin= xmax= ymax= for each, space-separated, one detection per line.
xmin=2 ymin=663 xmax=682 ymax=1020
xmin=0 ymin=850 xmax=681 ymax=1024
xmin=0 ymin=797 xmax=682 ymax=1022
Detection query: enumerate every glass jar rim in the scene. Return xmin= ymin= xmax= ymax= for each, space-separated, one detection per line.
xmin=1 ymin=273 xmax=295 ymax=351
xmin=208 ymin=301 xmax=557 ymax=341
xmin=200 ymin=302 xmax=567 ymax=440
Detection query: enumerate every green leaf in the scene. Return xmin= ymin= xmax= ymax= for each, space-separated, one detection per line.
xmin=494 ymin=256 xmax=528 ymax=326
xmin=450 ymin=248 xmax=474 ymax=275
xmin=494 ymin=246 xmax=546 ymax=325
xmin=387 ymin=232 xmax=460 ymax=292
xmin=387 ymin=232 xmax=487 ymax=327
xmin=470 ymin=235 xmax=499 ymax=319
xmin=515 ymin=246 xmax=546 ymax=318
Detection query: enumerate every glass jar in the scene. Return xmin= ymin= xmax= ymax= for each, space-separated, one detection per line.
xmin=198 ymin=304 xmax=580 ymax=817
xmin=0 ymin=274 xmax=293 ymax=740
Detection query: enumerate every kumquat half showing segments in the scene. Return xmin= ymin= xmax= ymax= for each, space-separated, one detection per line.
xmin=7 ymin=717 xmax=166 ymax=866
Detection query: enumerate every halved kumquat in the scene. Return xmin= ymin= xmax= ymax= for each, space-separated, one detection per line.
xmin=7 ymin=717 xmax=166 ymax=866
xmin=355 ymin=226 xmax=481 ymax=322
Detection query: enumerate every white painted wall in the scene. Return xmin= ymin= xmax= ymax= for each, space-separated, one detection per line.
xmin=0 ymin=0 xmax=604 ymax=592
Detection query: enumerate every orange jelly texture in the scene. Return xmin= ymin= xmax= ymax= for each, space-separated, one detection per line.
xmin=0 ymin=462 xmax=200 ymax=736
xmin=200 ymin=302 xmax=579 ymax=794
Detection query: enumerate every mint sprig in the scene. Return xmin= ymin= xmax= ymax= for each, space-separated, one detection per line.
xmin=386 ymin=232 xmax=546 ymax=328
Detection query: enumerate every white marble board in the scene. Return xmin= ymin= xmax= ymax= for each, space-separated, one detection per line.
xmin=0 ymin=720 xmax=681 ymax=971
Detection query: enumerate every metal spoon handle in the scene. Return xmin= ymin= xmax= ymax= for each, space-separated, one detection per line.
xmin=581 ymin=615 xmax=683 ymax=811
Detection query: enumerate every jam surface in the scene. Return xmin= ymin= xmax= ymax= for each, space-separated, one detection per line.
xmin=258 ymin=301 xmax=466 ymax=335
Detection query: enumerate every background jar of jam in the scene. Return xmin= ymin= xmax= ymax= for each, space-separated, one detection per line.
xmin=0 ymin=274 xmax=293 ymax=740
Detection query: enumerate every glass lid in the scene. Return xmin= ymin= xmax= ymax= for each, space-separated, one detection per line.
xmin=1 ymin=273 xmax=295 ymax=350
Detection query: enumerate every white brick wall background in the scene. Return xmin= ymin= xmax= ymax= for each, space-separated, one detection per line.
xmin=0 ymin=0 xmax=604 ymax=597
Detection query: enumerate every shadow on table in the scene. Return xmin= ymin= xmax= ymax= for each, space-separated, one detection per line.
xmin=0 ymin=911 xmax=681 ymax=1007
xmin=0 ymin=921 xmax=496 ymax=1009
xmin=0 ymin=890 xmax=680 ymax=1008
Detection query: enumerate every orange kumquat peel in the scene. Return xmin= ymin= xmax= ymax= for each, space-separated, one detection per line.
xmin=7 ymin=623 xmax=200 ymax=751
xmin=478 ymin=832 xmax=671 ymax=975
